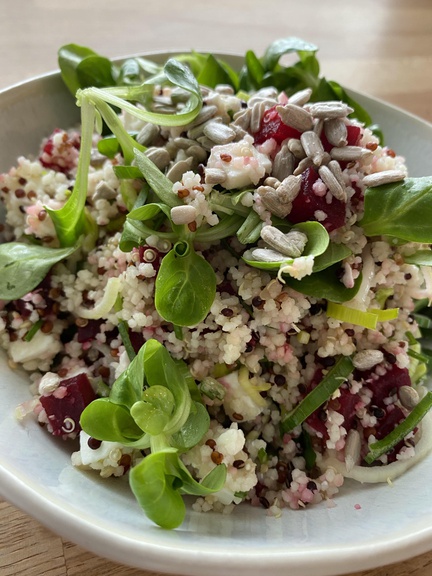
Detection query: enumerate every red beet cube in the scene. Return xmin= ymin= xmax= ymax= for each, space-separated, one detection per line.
xmin=253 ymin=106 xmax=301 ymax=145
xmin=365 ymin=364 xmax=411 ymax=407
xmin=288 ymin=167 xmax=346 ymax=231
xmin=40 ymin=373 xmax=96 ymax=437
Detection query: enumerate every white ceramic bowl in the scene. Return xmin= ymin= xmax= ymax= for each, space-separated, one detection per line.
xmin=1 ymin=54 xmax=432 ymax=576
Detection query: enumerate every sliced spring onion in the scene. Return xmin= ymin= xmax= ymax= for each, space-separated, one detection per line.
xmin=24 ymin=319 xmax=43 ymax=342
xmin=367 ymin=307 xmax=399 ymax=322
xmin=327 ymin=302 xmax=399 ymax=329
xmin=413 ymin=313 xmax=432 ymax=330
xmin=280 ymin=355 xmax=354 ymax=433
xmin=327 ymin=302 xmax=378 ymax=329
xmin=364 ymin=391 xmax=432 ymax=464
xmin=407 ymin=348 xmax=430 ymax=364
xmin=117 ymin=319 xmax=136 ymax=362
xmin=77 ymin=277 xmax=120 ymax=319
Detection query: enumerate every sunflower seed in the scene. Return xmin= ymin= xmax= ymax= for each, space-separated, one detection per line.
xmin=196 ymin=136 xmax=219 ymax=151
xmin=272 ymin=145 xmax=295 ymax=180
xmin=276 ymin=104 xmax=314 ymax=132
xmin=288 ymin=87 xmax=313 ymax=107
xmin=92 ymin=181 xmax=117 ymax=201
xmin=166 ymin=157 xmax=194 ymax=182
xmin=233 ymin=108 xmax=251 ymax=131
xmin=277 ymin=175 xmax=302 ymax=203
xmin=300 ymin=131 xmax=325 ymax=166
xmin=307 ymin=101 xmax=354 ymax=119
xmin=136 ymin=123 xmax=160 ymax=146
xmin=293 ymin=156 xmax=314 ymax=176
xmin=345 ymin=429 xmax=361 ymax=471
xmin=263 ymin=177 xmax=281 ymax=189
xmin=204 ymin=168 xmax=227 ymax=185
xmin=251 ymin=248 xmax=288 ymax=262
xmin=215 ymin=84 xmax=235 ymax=95
xmin=183 ymin=105 xmax=218 ymax=131
xmin=398 ymin=386 xmax=420 ymax=410
xmin=258 ymin=187 xmax=292 ymax=219
xmin=170 ymin=205 xmax=197 ymax=225
xmin=352 ymin=349 xmax=384 ymax=371
xmin=255 ymin=87 xmax=279 ymax=99
xmin=287 ymin=139 xmax=306 ymax=160
xmin=261 ymin=226 xmax=307 ymax=258
xmin=330 ymin=146 xmax=372 ymax=162
xmin=362 ymin=170 xmax=406 ymax=188
xmin=186 ymin=145 xmax=207 ymax=163
xmin=250 ymin=101 xmax=266 ymax=134
xmin=173 ymin=136 xmax=197 ymax=150
xmin=324 ymin=118 xmax=348 ymax=147
xmin=232 ymin=124 xmax=248 ymax=140
xmin=187 ymin=116 xmax=223 ymax=140
xmin=203 ymin=122 xmax=236 ymax=145
xmin=248 ymin=96 xmax=278 ymax=109
xmin=170 ymin=87 xmax=191 ymax=104
xmin=313 ymin=118 xmax=324 ymax=137
xmin=318 ymin=165 xmax=347 ymax=202
xmin=328 ymin=160 xmax=346 ymax=188
xmin=145 ymin=147 xmax=171 ymax=170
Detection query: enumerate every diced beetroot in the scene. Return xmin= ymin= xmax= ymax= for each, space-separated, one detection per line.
xmin=77 ymin=319 xmax=102 ymax=343
xmin=365 ymin=364 xmax=411 ymax=407
xmin=329 ymin=388 xmax=361 ymax=430
xmin=288 ymin=167 xmax=346 ymax=231
xmin=137 ymin=245 xmax=163 ymax=271
xmin=346 ymin=125 xmax=361 ymax=146
xmin=321 ymin=124 xmax=361 ymax=153
xmin=374 ymin=406 xmax=405 ymax=440
xmin=129 ymin=330 xmax=145 ymax=354
xmin=39 ymin=373 xmax=96 ymax=437
xmin=253 ymin=106 xmax=301 ymax=145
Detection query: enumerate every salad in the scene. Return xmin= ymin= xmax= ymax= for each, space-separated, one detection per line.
xmin=1 ymin=38 xmax=432 ymax=529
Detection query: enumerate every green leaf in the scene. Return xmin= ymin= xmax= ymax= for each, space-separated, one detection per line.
xmin=80 ymin=398 xmax=146 ymax=444
xmin=244 ymin=50 xmax=265 ymax=89
xmin=263 ymin=37 xmax=318 ymax=71
xmin=155 ymin=241 xmax=216 ymax=326
xmin=143 ymin=339 xmax=192 ymax=435
xmin=283 ymin=265 xmax=363 ymax=303
xmin=129 ymin=449 xmax=226 ymax=529
xmin=131 ymin=386 xmax=175 ymax=435
xmin=360 ymin=177 xmax=432 ymax=242
xmin=129 ymin=449 xmax=186 ymax=529
xmin=171 ymin=402 xmax=210 ymax=450
xmin=281 ymin=355 xmax=354 ymax=433
xmin=134 ymin=148 xmax=182 ymax=208
xmin=404 ymin=250 xmax=432 ymax=266
xmin=113 ymin=165 xmax=143 ymax=179
xmin=127 ymin=202 xmax=172 ymax=222
xmin=0 ymin=243 xmax=77 ymax=300
xmin=197 ymin=54 xmax=237 ymax=89
xmin=313 ymin=242 xmax=352 ymax=272
xmin=58 ymin=44 xmax=106 ymax=96
xmin=46 ymin=98 xmax=95 ymax=246
xmin=76 ymin=55 xmax=116 ymax=89
xmin=97 ymin=135 xmax=120 ymax=158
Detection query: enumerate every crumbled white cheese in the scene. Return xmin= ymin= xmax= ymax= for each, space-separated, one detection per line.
xmin=206 ymin=135 xmax=272 ymax=190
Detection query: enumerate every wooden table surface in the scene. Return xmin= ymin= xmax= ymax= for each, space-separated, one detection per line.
xmin=1 ymin=1 xmax=432 ymax=575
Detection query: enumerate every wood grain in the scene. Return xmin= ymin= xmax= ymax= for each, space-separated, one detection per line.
xmin=1 ymin=0 xmax=432 ymax=575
